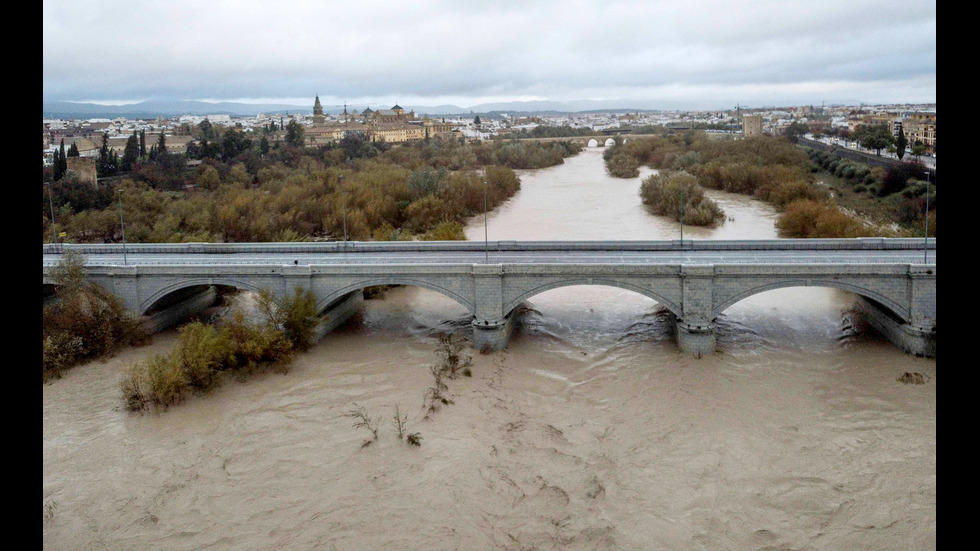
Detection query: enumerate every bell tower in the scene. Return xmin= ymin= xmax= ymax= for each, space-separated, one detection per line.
xmin=313 ymin=95 xmax=325 ymax=125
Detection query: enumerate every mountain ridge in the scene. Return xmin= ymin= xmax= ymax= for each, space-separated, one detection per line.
xmin=42 ymin=99 xmax=686 ymax=119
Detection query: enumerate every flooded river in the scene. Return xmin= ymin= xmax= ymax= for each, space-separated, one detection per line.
xmin=43 ymin=147 xmax=935 ymax=550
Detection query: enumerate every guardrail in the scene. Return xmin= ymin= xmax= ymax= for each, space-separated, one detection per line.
xmin=43 ymin=238 xmax=936 ymax=255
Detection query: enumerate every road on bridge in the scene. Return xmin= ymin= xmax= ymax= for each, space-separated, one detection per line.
xmin=43 ymin=240 xmax=936 ymax=267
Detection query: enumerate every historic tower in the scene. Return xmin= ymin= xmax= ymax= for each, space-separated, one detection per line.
xmin=313 ymin=95 xmax=325 ymax=125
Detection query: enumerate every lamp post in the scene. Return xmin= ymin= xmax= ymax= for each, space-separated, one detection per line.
xmin=118 ymin=185 xmax=127 ymax=265
xmin=923 ymin=171 xmax=930 ymax=264
xmin=46 ymin=182 xmax=57 ymax=245
xmin=680 ymin=183 xmax=685 ymax=248
xmin=483 ymin=179 xmax=489 ymax=263
xmin=339 ymin=173 xmax=347 ymax=245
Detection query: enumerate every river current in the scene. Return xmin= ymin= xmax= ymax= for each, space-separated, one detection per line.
xmin=42 ymin=147 xmax=935 ymax=550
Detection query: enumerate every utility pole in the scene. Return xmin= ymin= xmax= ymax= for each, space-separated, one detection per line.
xmin=923 ymin=171 xmax=930 ymax=264
xmin=118 ymin=186 xmax=127 ymax=265
xmin=46 ymin=182 xmax=57 ymax=244
xmin=484 ymin=180 xmax=489 ymax=263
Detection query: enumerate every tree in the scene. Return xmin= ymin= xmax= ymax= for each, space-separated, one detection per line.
xmin=474 ymin=115 xmax=481 ymax=125
xmin=196 ymin=119 xmax=215 ymax=141
xmin=854 ymin=123 xmax=893 ymax=156
xmin=783 ymin=121 xmax=809 ymax=143
xmin=67 ymin=143 xmax=80 ymax=157
xmin=153 ymin=152 xmax=188 ymax=191
xmin=139 ymin=129 xmax=146 ymax=158
xmin=97 ymin=132 xmax=116 ymax=177
xmin=895 ymin=128 xmax=908 ymax=160
xmin=285 ymin=120 xmax=305 ymax=148
xmin=157 ymin=131 xmax=167 ymax=154
xmin=53 ymin=140 xmax=64 ymax=180
xmin=912 ymin=141 xmax=927 ymax=159
xmin=221 ymin=128 xmax=252 ymax=160
xmin=259 ymin=135 xmax=270 ymax=155
xmin=340 ymin=132 xmax=365 ymax=160
xmin=121 ymin=132 xmax=140 ymax=172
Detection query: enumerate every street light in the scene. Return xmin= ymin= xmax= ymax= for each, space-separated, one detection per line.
xmin=680 ymin=183 xmax=685 ymax=248
xmin=483 ymin=179 xmax=489 ymax=263
xmin=118 ymin=185 xmax=127 ymax=265
xmin=339 ymin=173 xmax=347 ymax=245
xmin=46 ymin=181 xmax=57 ymax=245
xmin=923 ymin=171 xmax=930 ymax=264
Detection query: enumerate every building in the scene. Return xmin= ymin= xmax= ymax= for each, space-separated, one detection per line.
xmin=902 ymin=113 xmax=936 ymax=153
xmin=742 ymin=115 xmax=763 ymax=137
xmin=304 ymin=98 xmax=458 ymax=145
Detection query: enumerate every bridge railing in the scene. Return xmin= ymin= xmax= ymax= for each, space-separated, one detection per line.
xmin=43 ymin=238 xmax=935 ymax=256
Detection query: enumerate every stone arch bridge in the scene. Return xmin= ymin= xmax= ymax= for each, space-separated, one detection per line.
xmin=42 ymin=239 xmax=936 ymax=356
xmin=510 ymin=133 xmax=662 ymax=147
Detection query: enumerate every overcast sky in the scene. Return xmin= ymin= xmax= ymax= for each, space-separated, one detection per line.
xmin=42 ymin=0 xmax=936 ymax=109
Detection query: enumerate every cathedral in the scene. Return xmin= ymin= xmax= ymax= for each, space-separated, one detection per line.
xmin=305 ymin=96 xmax=456 ymax=145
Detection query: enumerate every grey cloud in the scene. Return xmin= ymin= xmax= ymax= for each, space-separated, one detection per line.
xmin=42 ymin=0 xmax=935 ymax=106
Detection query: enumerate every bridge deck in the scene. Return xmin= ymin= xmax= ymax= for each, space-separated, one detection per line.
xmin=43 ymin=239 xmax=935 ymax=267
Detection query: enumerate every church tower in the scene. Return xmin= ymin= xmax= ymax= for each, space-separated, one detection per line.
xmin=313 ymin=95 xmax=325 ymax=125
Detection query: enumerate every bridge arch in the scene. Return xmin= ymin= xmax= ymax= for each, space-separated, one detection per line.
xmin=604 ymin=138 xmax=616 ymax=147
xmin=139 ymin=278 xmax=263 ymax=315
xmin=316 ymin=278 xmax=475 ymax=315
xmin=503 ymin=279 xmax=681 ymax=317
xmin=43 ymin=282 xmax=59 ymax=303
xmin=712 ymin=279 xmax=910 ymax=322
xmin=587 ymin=139 xmax=599 ymax=147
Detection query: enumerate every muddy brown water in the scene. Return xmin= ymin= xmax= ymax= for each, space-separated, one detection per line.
xmin=43 ymin=148 xmax=935 ymax=550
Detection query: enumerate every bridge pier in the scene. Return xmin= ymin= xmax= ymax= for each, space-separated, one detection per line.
xmin=472 ymin=313 xmax=517 ymax=352
xmin=677 ymin=264 xmax=716 ymax=356
xmin=856 ymin=297 xmax=935 ymax=357
xmin=674 ymin=317 xmax=717 ymax=356
xmin=312 ymin=291 xmax=363 ymax=342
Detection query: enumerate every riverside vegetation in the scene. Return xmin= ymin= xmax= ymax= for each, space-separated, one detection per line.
xmin=43 ymin=250 xmax=146 ymax=381
xmin=121 ymin=288 xmax=319 ymax=412
xmin=603 ymin=132 xmax=934 ymax=237
xmin=802 ymin=147 xmax=935 ymax=236
xmin=43 ymin=132 xmax=581 ymax=244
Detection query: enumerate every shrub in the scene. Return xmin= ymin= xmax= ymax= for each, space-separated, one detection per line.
xmin=880 ymin=161 xmax=926 ymax=197
xmin=639 ymin=171 xmax=725 ymax=226
xmin=606 ymin=152 xmax=640 ymax=178
xmin=422 ymin=220 xmax=466 ymax=241
xmin=121 ymin=288 xmax=309 ymax=411
xmin=404 ymin=196 xmax=449 ymax=232
xmin=763 ymin=180 xmax=824 ymax=209
xmin=258 ymin=288 xmax=319 ymax=352
xmin=776 ymin=200 xmax=874 ymax=238
xmin=43 ymin=250 xmax=146 ymax=381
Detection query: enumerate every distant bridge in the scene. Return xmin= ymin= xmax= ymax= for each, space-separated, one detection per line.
xmin=43 ymin=239 xmax=936 ymax=356
xmin=507 ymin=133 xmax=662 ymax=147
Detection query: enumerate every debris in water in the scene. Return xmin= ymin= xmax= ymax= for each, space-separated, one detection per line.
xmin=897 ymin=372 xmax=928 ymax=384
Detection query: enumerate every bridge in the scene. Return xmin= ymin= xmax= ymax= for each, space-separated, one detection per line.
xmin=42 ymin=239 xmax=936 ymax=357
xmin=508 ymin=133 xmax=661 ymax=147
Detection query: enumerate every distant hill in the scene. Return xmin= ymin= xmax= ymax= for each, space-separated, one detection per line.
xmin=42 ymin=100 xmax=320 ymax=119
xmin=42 ymin=98 xmax=700 ymax=119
